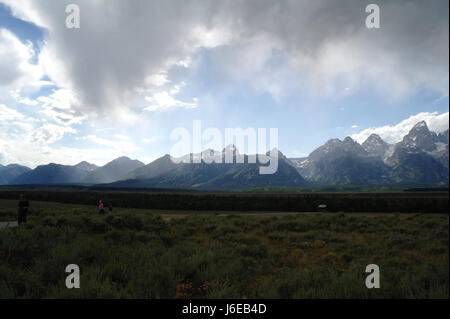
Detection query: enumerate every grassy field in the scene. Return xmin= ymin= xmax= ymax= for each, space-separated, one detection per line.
xmin=0 ymin=199 xmax=448 ymax=298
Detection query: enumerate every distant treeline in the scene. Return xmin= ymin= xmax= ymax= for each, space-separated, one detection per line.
xmin=243 ymin=184 xmax=450 ymax=193
xmin=404 ymin=187 xmax=449 ymax=192
xmin=0 ymin=189 xmax=448 ymax=213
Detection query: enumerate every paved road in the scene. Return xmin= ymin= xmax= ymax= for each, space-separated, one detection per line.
xmin=0 ymin=221 xmax=18 ymax=229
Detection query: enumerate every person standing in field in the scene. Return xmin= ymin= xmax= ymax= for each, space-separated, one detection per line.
xmin=98 ymin=200 xmax=105 ymax=215
xmin=108 ymin=202 xmax=113 ymax=214
xmin=18 ymin=194 xmax=29 ymax=225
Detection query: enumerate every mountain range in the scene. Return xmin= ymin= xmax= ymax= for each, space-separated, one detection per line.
xmin=112 ymin=147 xmax=306 ymax=190
xmin=0 ymin=121 xmax=448 ymax=189
xmin=6 ymin=157 xmax=144 ymax=186
xmin=291 ymin=121 xmax=448 ymax=185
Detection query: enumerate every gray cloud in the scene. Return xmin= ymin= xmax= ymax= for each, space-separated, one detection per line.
xmin=197 ymin=0 xmax=449 ymax=100
xmin=1 ymin=0 xmax=448 ymax=117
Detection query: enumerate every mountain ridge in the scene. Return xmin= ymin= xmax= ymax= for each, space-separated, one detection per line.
xmin=2 ymin=121 xmax=448 ymax=189
xmin=290 ymin=122 xmax=448 ymax=186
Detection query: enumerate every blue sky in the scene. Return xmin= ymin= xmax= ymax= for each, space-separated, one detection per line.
xmin=0 ymin=0 xmax=448 ymax=168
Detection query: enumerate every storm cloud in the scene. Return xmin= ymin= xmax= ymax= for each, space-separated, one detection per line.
xmin=1 ymin=0 xmax=448 ymax=118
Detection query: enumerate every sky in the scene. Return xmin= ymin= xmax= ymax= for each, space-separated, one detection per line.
xmin=0 ymin=0 xmax=448 ymax=168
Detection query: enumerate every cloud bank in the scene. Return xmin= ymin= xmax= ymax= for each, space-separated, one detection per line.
xmin=351 ymin=111 xmax=449 ymax=144
xmin=0 ymin=0 xmax=448 ymax=119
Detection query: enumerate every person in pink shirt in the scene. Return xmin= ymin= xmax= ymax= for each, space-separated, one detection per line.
xmin=98 ymin=200 xmax=105 ymax=214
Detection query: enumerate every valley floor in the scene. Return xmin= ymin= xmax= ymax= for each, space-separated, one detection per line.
xmin=0 ymin=199 xmax=448 ymax=298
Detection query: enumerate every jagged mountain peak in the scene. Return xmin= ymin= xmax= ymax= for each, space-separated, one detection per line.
xmin=401 ymin=120 xmax=438 ymax=152
xmin=343 ymin=136 xmax=355 ymax=143
xmin=412 ymin=120 xmax=428 ymax=130
xmin=362 ymin=134 xmax=391 ymax=160
xmin=74 ymin=161 xmax=98 ymax=171
xmin=325 ymin=138 xmax=342 ymax=145
xmin=438 ymin=129 xmax=449 ymax=141
xmin=221 ymin=144 xmax=242 ymax=161
xmin=362 ymin=134 xmax=389 ymax=147
xmin=265 ymin=147 xmax=287 ymax=159
xmin=364 ymin=134 xmax=385 ymax=143
xmin=309 ymin=136 xmax=367 ymax=161
xmin=405 ymin=121 xmax=434 ymax=138
xmin=222 ymin=144 xmax=239 ymax=153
